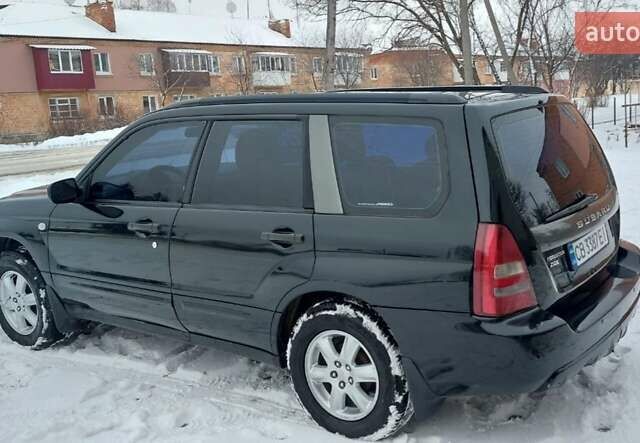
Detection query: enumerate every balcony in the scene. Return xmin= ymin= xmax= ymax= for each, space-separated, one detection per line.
xmin=161 ymin=49 xmax=213 ymax=89
xmin=251 ymin=52 xmax=292 ymax=88
xmin=30 ymin=44 xmax=96 ymax=91
xmin=165 ymin=71 xmax=211 ymax=88
xmin=252 ymin=71 xmax=292 ymax=87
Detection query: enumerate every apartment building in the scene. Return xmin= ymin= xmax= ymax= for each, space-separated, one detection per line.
xmin=0 ymin=0 xmax=368 ymax=142
xmin=364 ymin=41 xmax=572 ymax=95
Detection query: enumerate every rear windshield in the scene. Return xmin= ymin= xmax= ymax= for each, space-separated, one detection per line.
xmin=492 ymin=103 xmax=613 ymax=227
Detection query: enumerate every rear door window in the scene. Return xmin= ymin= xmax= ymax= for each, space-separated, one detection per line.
xmin=192 ymin=120 xmax=306 ymax=210
xmin=492 ymin=103 xmax=613 ymax=227
xmin=329 ymin=116 xmax=447 ymax=216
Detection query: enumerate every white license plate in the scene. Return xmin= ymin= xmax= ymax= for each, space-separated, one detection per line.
xmin=567 ymin=224 xmax=609 ymax=269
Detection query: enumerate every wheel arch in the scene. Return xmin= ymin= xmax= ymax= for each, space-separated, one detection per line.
xmin=0 ymin=235 xmax=36 ymax=264
xmin=273 ymin=287 xmax=387 ymax=368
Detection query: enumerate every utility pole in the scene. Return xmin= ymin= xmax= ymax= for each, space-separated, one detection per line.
xmin=324 ymin=0 xmax=337 ymax=91
xmin=459 ymin=0 xmax=474 ymax=84
xmin=484 ymin=0 xmax=517 ymax=84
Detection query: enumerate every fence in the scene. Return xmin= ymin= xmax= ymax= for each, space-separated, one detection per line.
xmin=575 ymin=91 xmax=640 ymax=148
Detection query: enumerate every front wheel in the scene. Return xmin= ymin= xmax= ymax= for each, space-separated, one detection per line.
xmin=0 ymin=251 xmax=62 ymax=349
xmin=287 ymin=301 xmax=413 ymax=440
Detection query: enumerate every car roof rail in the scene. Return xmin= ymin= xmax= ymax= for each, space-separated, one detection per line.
xmin=335 ymin=85 xmax=549 ymax=94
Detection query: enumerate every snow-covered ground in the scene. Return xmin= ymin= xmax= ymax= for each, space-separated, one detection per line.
xmin=0 ymin=124 xmax=639 ymax=443
xmin=0 ymin=127 xmax=123 ymax=154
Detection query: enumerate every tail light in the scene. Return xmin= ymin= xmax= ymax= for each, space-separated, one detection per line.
xmin=473 ymin=223 xmax=537 ymax=317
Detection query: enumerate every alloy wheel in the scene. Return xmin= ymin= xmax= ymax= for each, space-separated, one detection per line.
xmin=0 ymin=271 xmax=38 ymax=335
xmin=304 ymin=329 xmax=380 ymax=421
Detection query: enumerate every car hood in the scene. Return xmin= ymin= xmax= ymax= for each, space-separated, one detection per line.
xmin=2 ymin=185 xmax=49 ymax=200
xmin=0 ymin=185 xmax=54 ymax=221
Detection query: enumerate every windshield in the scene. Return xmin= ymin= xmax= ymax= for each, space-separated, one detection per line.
xmin=492 ymin=102 xmax=613 ymax=227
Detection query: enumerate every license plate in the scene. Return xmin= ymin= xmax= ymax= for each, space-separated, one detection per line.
xmin=567 ymin=224 xmax=609 ymax=269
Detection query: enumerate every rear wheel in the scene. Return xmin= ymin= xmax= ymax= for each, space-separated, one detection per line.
xmin=287 ymin=301 xmax=413 ymax=440
xmin=0 ymin=251 xmax=62 ymax=349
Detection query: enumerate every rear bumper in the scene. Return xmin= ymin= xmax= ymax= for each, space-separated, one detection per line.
xmin=379 ymin=242 xmax=640 ymax=400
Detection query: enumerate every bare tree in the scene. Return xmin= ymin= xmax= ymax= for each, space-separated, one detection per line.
xmin=333 ymin=24 xmax=370 ymax=89
xmin=497 ymin=0 xmax=621 ymax=92
xmin=345 ymin=0 xmax=481 ymax=84
xmin=129 ymin=54 xmax=185 ymax=106
xmin=400 ymin=52 xmax=443 ymax=86
xmin=288 ymin=0 xmax=339 ymax=90
xmin=228 ymin=48 xmax=254 ymax=95
xmin=574 ymin=56 xmax=617 ymax=106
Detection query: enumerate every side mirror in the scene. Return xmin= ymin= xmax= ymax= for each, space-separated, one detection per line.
xmin=48 ymin=178 xmax=82 ymax=204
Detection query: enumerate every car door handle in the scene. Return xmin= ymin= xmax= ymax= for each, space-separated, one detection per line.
xmin=261 ymin=231 xmax=304 ymax=246
xmin=127 ymin=221 xmax=160 ymax=237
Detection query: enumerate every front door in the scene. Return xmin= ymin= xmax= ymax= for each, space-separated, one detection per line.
xmin=171 ymin=118 xmax=315 ymax=350
xmin=48 ymin=120 xmax=207 ymax=329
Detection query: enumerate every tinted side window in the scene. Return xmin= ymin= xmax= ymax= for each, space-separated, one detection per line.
xmin=90 ymin=121 xmax=205 ymax=202
xmin=192 ymin=120 xmax=305 ymax=209
xmin=330 ymin=116 xmax=446 ymax=215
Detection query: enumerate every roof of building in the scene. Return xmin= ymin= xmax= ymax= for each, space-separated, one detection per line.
xmin=0 ymin=2 xmax=314 ymax=48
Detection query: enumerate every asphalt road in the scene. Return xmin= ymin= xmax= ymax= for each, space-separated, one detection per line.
xmin=0 ymin=145 xmax=103 ymax=177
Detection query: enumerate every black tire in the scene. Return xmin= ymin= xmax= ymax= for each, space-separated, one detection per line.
xmin=0 ymin=251 xmax=63 ymax=349
xmin=287 ymin=301 xmax=413 ymax=440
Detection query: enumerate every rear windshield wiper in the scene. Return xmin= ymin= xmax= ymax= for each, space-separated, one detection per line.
xmin=544 ymin=193 xmax=599 ymax=223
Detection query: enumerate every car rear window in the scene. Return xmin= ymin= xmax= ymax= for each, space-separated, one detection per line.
xmin=491 ymin=103 xmax=613 ymax=227
xmin=329 ymin=116 xmax=446 ymax=216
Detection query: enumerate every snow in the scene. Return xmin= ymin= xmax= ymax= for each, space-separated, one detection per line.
xmin=0 ymin=122 xmax=640 ymax=442
xmin=0 ymin=2 xmax=314 ymax=48
xmin=0 ymin=169 xmax=81 ymax=199
xmin=0 ymin=127 xmax=123 ymax=154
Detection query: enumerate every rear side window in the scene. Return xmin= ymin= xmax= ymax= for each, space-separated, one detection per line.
xmin=492 ymin=103 xmax=613 ymax=227
xmin=192 ymin=120 xmax=305 ymax=210
xmin=329 ymin=116 xmax=446 ymax=216
xmin=90 ymin=121 xmax=205 ymax=202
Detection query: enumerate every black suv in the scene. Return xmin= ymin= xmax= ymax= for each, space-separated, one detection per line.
xmin=1 ymin=86 xmax=639 ymax=440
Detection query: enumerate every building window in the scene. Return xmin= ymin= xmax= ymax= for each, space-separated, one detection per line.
xmin=208 ymin=55 xmax=221 ymax=74
xmin=313 ymin=57 xmax=323 ymax=74
xmin=98 ymin=96 xmax=115 ymax=117
xmin=48 ymin=49 xmax=83 ymax=74
xmin=252 ymin=54 xmax=290 ymax=73
xmin=370 ymin=67 xmax=378 ymax=80
xmin=173 ymin=95 xmax=196 ymax=102
xmin=233 ymin=55 xmax=246 ymax=73
xmin=93 ymin=52 xmax=111 ymax=75
xmin=139 ymin=53 xmax=155 ymax=76
xmin=49 ymin=97 xmax=80 ymax=119
xmin=484 ymin=60 xmax=493 ymax=75
xmin=290 ymin=57 xmax=297 ymax=74
xmin=169 ymin=52 xmax=218 ymax=73
xmin=336 ymin=54 xmax=363 ymax=74
xmin=143 ymin=95 xmax=158 ymax=113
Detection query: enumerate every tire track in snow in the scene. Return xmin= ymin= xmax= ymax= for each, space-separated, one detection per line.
xmin=0 ymin=328 xmax=317 ymax=441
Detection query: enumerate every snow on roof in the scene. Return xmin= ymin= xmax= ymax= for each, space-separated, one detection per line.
xmin=161 ymin=48 xmax=212 ymax=54
xmin=0 ymin=2 xmax=314 ymax=49
xmin=29 ymin=44 xmax=96 ymax=50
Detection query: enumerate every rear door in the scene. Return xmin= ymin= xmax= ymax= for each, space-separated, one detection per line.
xmin=490 ymin=98 xmax=619 ymax=308
xmin=170 ymin=117 xmax=315 ymax=350
xmin=312 ymin=105 xmax=479 ymax=314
